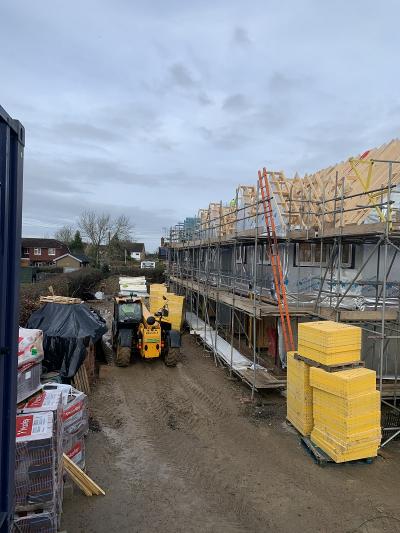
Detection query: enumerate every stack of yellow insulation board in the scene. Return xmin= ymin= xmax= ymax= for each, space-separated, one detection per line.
xmin=286 ymin=351 xmax=313 ymax=436
xmin=310 ymin=367 xmax=381 ymax=462
xmin=149 ymin=284 xmax=167 ymax=313
xmin=149 ymin=285 xmax=184 ymax=331
xmin=298 ymin=321 xmax=361 ymax=365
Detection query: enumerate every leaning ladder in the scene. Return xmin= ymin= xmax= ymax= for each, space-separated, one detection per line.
xmin=258 ymin=168 xmax=295 ymax=353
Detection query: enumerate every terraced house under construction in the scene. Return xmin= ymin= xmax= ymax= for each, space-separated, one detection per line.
xmin=166 ymin=140 xmax=400 ymax=445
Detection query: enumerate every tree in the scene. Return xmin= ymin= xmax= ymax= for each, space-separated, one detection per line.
xmin=111 ymin=214 xmax=134 ymax=242
xmin=78 ymin=211 xmax=110 ymax=267
xmin=54 ymin=224 xmax=74 ymax=245
xmin=70 ymin=230 xmax=84 ymax=253
xmin=78 ymin=210 xmax=134 ymax=267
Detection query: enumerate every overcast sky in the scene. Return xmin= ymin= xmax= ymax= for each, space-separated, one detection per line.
xmin=1 ymin=1 xmax=399 ymax=250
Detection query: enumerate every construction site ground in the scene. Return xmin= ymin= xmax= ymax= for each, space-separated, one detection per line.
xmin=62 ymin=303 xmax=400 ymax=533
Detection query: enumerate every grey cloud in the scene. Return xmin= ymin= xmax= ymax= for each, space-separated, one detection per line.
xmin=198 ymin=92 xmax=213 ymax=106
xmin=170 ymin=63 xmax=197 ymax=89
xmin=233 ymin=27 xmax=251 ymax=46
xmin=222 ymin=93 xmax=249 ymax=112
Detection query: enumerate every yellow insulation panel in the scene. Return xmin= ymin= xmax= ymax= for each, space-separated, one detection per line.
xmin=298 ymin=321 xmax=361 ymax=365
xmin=313 ymin=389 xmax=380 ymax=417
xmin=298 ymin=321 xmax=362 ymax=349
xmin=310 ymin=367 xmax=376 ymax=398
xmin=311 ymin=427 xmax=380 ymax=463
xmin=286 ymin=351 xmax=313 ymax=436
xmin=297 ymin=344 xmax=359 ymax=365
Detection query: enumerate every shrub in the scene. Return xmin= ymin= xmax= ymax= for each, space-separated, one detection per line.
xmin=19 ymin=268 xmax=104 ymax=325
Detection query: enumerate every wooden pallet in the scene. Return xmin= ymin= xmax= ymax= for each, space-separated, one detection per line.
xmin=40 ymin=295 xmax=83 ymax=304
xmin=294 ymin=353 xmax=364 ymax=373
xmin=301 ymin=436 xmax=374 ymax=467
xmin=73 ymin=365 xmax=91 ymax=395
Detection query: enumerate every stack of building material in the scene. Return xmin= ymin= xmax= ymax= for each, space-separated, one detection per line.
xmin=149 ymin=284 xmax=167 ymax=313
xmin=298 ymin=321 xmax=361 ymax=365
xmin=310 ymin=368 xmax=381 ymax=462
xmin=286 ymin=351 xmax=313 ymax=436
xmin=165 ymin=294 xmax=185 ymax=331
xmin=291 ymin=320 xmax=381 ymax=463
xmin=43 ymin=384 xmax=89 ymax=469
xmin=119 ymin=276 xmax=148 ymax=297
xmin=149 ymin=285 xmax=184 ymax=331
xmin=17 ymin=390 xmax=64 ymax=527
xmin=15 ymin=412 xmax=59 ymax=532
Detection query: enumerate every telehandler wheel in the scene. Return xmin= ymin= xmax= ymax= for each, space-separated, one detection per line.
xmin=115 ymin=345 xmax=131 ymax=367
xmin=164 ymin=347 xmax=179 ymax=367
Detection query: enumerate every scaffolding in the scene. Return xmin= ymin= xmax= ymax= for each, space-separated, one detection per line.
xmin=166 ymin=143 xmax=400 ymax=446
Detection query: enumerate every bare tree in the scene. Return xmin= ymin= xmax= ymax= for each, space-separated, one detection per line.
xmin=78 ymin=211 xmax=111 ymax=266
xmin=54 ymin=224 xmax=74 ymax=245
xmin=111 ymin=214 xmax=134 ymax=242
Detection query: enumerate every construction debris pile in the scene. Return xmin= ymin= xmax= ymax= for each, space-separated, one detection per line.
xmin=287 ymin=321 xmax=381 ymax=463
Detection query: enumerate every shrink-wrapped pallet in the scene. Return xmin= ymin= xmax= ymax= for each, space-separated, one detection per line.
xmin=17 ymin=361 xmax=42 ymax=403
xmin=13 ymin=511 xmax=57 ymax=533
xmin=286 ymin=351 xmax=313 ymax=436
xmin=15 ymin=412 xmax=57 ymax=510
xmin=298 ymin=321 xmax=361 ymax=365
xmin=17 ymin=390 xmax=64 ymax=523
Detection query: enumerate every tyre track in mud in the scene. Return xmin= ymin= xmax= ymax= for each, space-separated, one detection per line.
xmin=63 ymin=328 xmax=400 ymax=533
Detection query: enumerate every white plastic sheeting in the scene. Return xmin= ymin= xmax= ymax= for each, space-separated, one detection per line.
xmin=186 ymin=311 xmax=263 ymax=372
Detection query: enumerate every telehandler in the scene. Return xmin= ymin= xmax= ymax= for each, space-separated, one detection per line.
xmin=111 ymin=295 xmax=181 ymax=367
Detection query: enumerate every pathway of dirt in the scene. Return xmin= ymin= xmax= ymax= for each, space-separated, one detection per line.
xmin=62 ymin=332 xmax=400 ymax=533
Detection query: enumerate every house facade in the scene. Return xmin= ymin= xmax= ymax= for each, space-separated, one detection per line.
xmin=126 ymin=243 xmax=145 ymax=261
xmin=53 ymin=253 xmax=90 ymax=272
xmin=21 ymin=238 xmax=69 ymax=267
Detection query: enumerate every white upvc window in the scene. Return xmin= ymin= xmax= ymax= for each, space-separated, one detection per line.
xmin=48 ymin=248 xmax=56 ymax=256
xmin=34 ymin=248 xmax=41 ymax=256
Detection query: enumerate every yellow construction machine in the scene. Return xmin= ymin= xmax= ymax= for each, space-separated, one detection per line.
xmin=111 ymin=295 xmax=181 ymax=367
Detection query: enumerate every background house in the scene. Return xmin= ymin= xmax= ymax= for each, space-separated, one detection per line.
xmin=126 ymin=243 xmax=145 ymax=261
xmin=53 ymin=253 xmax=90 ymax=273
xmin=21 ymin=238 xmax=69 ymax=267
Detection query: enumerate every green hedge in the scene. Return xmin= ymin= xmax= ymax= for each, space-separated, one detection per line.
xmin=19 ymin=268 xmax=103 ymax=325
xmin=110 ymin=264 xmax=165 ymax=283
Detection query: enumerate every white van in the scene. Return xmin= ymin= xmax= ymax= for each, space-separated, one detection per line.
xmin=140 ymin=260 xmax=156 ymax=269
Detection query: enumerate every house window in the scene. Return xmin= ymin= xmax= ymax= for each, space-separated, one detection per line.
xmin=48 ymin=248 xmax=56 ymax=256
xmin=295 ymin=243 xmax=353 ymax=268
xmin=23 ymin=247 xmax=29 ymax=256
xmin=34 ymin=248 xmax=41 ymax=256
xmin=235 ymin=244 xmax=247 ymax=264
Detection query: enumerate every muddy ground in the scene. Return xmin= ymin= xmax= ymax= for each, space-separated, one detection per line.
xmin=62 ymin=312 xmax=400 ymax=532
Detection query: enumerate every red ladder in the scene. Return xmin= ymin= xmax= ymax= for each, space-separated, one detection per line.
xmin=258 ymin=168 xmax=295 ymax=353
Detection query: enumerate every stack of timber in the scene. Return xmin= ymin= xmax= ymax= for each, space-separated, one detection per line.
xmin=40 ymin=295 xmax=83 ymax=304
xmin=287 ymin=320 xmax=381 ymax=463
xmin=63 ymin=453 xmax=105 ymax=496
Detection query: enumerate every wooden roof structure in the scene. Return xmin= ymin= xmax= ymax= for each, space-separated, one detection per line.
xmin=269 ymin=139 xmax=400 ymax=230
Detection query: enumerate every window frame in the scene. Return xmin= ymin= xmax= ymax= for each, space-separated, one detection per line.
xmin=235 ymin=244 xmax=247 ymax=264
xmin=294 ymin=243 xmax=354 ymax=268
xmin=33 ymin=247 xmax=41 ymax=256
xmin=48 ymin=247 xmax=56 ymax=256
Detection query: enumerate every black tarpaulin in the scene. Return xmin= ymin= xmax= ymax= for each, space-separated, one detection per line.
xmin=27 ymin=303 xmax=107 ymax=378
